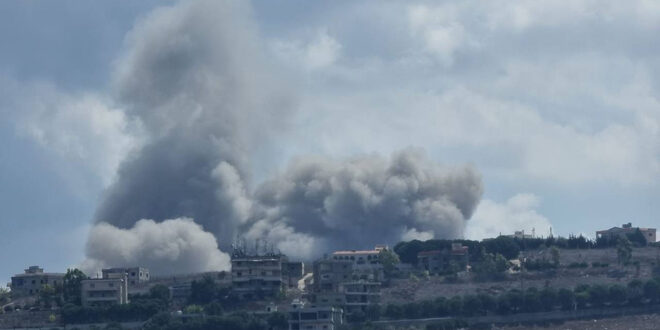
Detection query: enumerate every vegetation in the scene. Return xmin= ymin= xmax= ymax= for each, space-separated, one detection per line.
xmin=62 ymin=269 xmax=88 ymax=305
xmin=371 ymin=277 xmax=660 ymax=322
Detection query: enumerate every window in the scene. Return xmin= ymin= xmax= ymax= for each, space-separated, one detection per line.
xmin=132 ymin=272 xmax=136 ymax=276
xmin=109 ymin=283 xmax=114 ymax=287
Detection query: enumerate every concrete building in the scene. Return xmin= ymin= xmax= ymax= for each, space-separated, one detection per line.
xmin=342 ymin=281 xmax=381 ymax=314
xmin=10 ymin=266 xmax=64 ymax=297
xmin=331 ymin=245 xmax=387 ymax=272
xmin=311 ymin=257 xmax=381 ymax=314
xmin=597 ymin=222 xmax=656 ymax=243
xmin=417 ymin=243 xmax=469 ymax=274
xmin=102 ymin=267 xmax=149 ymax=287
xmin=283 ymin=261 xmax=304 ymax=288
xmin=231 ymin=253 xmax=285 ymax=299
xmin=81 ymin=272 xmax=128 ymax=307
xmin=288 ymin=300 xmax=343 ymax=330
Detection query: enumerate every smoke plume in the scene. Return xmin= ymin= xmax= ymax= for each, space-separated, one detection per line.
xmin=246 ymin=149 xmax=483 ymax=259
xmin=83 ymin=0 xmax=484 ymax=274
xmin=82 ymin=218 xmax=230 ymax=275
xmin=93 ymin=0 xmax=289 ymax=248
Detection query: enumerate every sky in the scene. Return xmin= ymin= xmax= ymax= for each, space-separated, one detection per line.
xmin=1 ymin=0 xmax=659 ymax=284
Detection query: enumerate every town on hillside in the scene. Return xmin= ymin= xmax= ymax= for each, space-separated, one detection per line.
xmin=1 ymin=222 xmax=659 ymax=330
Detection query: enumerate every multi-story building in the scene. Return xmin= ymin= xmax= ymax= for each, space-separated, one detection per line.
xmin=330 ymin=245 xmax=387 ymax=272
xmin=417 ymin=243 xmax=469 ymax=274
xmin=597 ymin=222 xmax=656 ymax=243
xmin=288 ymin=300 xmax=343 ymax=330
xmin=231 ymin=253 xmax=285 ymax=299
xmin=102 ymin=267 xmax=149 ymax=287
xmin=283 ymin=261 xmax=304 ymax=288
xmin=311 ymin=256 xmax=381 ymax=314
xmin=81 ymin=272 xmax=128 ymax=307
xmin=342 ymin=281 xmax=381 ymax=314
xmin=10 ymin=266 xmax=64 ymax=297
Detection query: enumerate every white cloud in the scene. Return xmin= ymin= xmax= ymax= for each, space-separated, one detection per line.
xmin=271 ymin=29 xmax=341 ymax=71
xmin=466 ymin=193 xmax=552 ymax=240
xmin=12 ymin=83 xmax=143 ymax=186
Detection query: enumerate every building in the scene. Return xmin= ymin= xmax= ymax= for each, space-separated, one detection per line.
xmin=283 ymin=261 xmax=304 ymax=288
xmin=342 ymin=281 xmax=381 ymax=314
xmin=417 ymin=243 xmax=469 ymax=274
xmin=81 ymin=272 xmax=128 ymax=307
xmin=102 ymin=267 xmax=149 ymax=287
xmin=231 ymin=253 xmax=285 ymax=299
xmin=330 ymin=245 xmax=387 ymax=272
xmin=10 ymin=266 xmax=64 ymax=297
xmin=288 ymin=300 xmax=343 ymax=330
xmin=597 ymin=222 xmax=656 ymax=243
xmin=310 ymin=256 xmax=381 ymax=314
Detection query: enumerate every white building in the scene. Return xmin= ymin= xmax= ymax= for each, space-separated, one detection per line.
xmin=81 ymin=273 xmax=128 ymax=307
xmin=331 ymin=245 xmax=387 ymax=272
xmin=102 ymin=267 xmax=150 ymax=287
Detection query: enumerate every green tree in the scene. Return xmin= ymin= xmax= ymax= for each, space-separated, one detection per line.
xmin=550 ymin=247 xmax=560 ymax=266
xmin=558 ymin=288 xmax=574 ymax=311
xmin=267 ymin=311 xmax=288 ymax=330
xmin=575 ymin=291 xmax=589 ymax=309
xmin=205 ymin=301 xmax=224 ymax=316
xmin=478 ymin=293 xmax=496 ymax=314
xmin=183 ymin=304 xmax=204 ymax=314
xmin=384 ymin=304 xmax=403 ymax=319
xmin=39 ymin=284 xmax=58 ymax=308
xmin=608 ymin=284 xmax=627 ymax=306
xmin=189 ymin=276 xmax=217 ymax=305
xmin=149 ymin=285 xmax=170 ymax=302
xmin=463 ymin=295 xmax=482 ymax=316
xmin=63 ymin=269 xmax=88 ymax=305
xmin=539 ymin=288 xmax=557 ymax=311
xmin=628 ymin=279 xmax=644 ymax=306
xmin=588 ymin=284 xmax=609 ymax=307
xmin=616 ymin=237 xmax=633 ymax=264
xmin=379 ymin=249 xmax=400 ymax=278
xmin=644 ymin=279 xmax=660 ymax=303
xmin=523 ymin=288 xmax=541 ymax=313
xmin=0 ymin=287 xmax=10 ymax=305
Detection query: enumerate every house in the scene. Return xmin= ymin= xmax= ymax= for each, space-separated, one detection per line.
xmin=288 ymin=300 xmax=343 ymax=330
xmin=81 ymin=272 xmax=128 ymax=307
xmin=231 ymin=253 xmax=285 ymax=299
xmin=10 ymin=266 xmax=64 ymax=297
xmin=330 ymin=245 xmax=387 ymax=272
xmin=417 ymin=243 xmax=469 ymax=274
xmin=102 ymin=267 xmax=149 ymax=288
xmin=311 ymin=256 xmax=381 ymax=314
xmin=596 ymin=222 xmax=656 ymax=243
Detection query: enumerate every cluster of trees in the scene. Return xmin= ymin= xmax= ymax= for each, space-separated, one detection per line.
xmin=394 ymin=231 xmax=650 ymax=267
xmin=142 ymin=311 xmax=288 ymax=330
xmin=61 ymin=285 xmax=170 ymax=324
xmin=370 ymin=278 xmax=660 ymax=321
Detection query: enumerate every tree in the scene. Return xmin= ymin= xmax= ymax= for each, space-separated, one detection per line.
xmin=628 ymin=279 xmax=644 ymax=306
xmin=205 ymin=301 xmax=224 ymax=316
xmin=616 ymin=237 xmax=632 ymax=264
xmin=149 ymin=285 xmax=170 ymax=302
xmin=63 ymin=269 xmax=88 ymax=305
xmin=189 ymin=276 xmax=217 ymax=305
xmin=379 ymin=249 xmax=400 ymax=278
xmin=644 ymin=279 xmax=660 ymax=303
xmin=462 ymin=295 xmax=482 ymax=316
xmin=608 ymin=284 xmax=626 ymax=306
xmin=267 ymin=311 xmax=288 ymax=330
xmin=523 ymin=288 xmax=541 ymax=313
xmin=550 ymin=247 xmax=560 ymax=266
xmin=539 ymin=288 xmax=557 ymax=311
xmin=384 ymin=304 xmax=403 ymax=319
xmin=558 ymin=288 xmax=574 ymax=311
xmin=0 ymin=287 xmax=10 ymax=305
xmin=588 ymin=285 xmax=608 ymax=307
xmin=39 ymin=284 xmax=58 ymax=308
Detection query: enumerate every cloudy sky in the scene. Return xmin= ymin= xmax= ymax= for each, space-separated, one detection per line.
xmin=1 ymin=0 xmax=659 ymax=283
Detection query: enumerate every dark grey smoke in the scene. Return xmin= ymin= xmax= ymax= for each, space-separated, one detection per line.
xmin=94 ymin=0 xmax=289 ymax=248
xmin=245 ymin=149 xmax=483 ymax=259
xmin=85 ymin=0 xmax=483 ymax=273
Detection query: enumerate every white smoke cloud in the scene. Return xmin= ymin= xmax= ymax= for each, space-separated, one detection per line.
xmin=81 ymin=218 xmax=230 ymax=276
xmin=466 ymin=193 xmax=552 ymax=240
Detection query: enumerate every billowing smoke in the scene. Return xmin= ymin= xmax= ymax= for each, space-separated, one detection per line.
xmin=82 ymin=218 xmax=230 ymax=275
xmin=245 ymin=149 xmax=483 ymax=259
xmin=83 ymin=0 xmax=483 ymax=274
xmin=93 ymin=0 xmax=289 ymax=247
